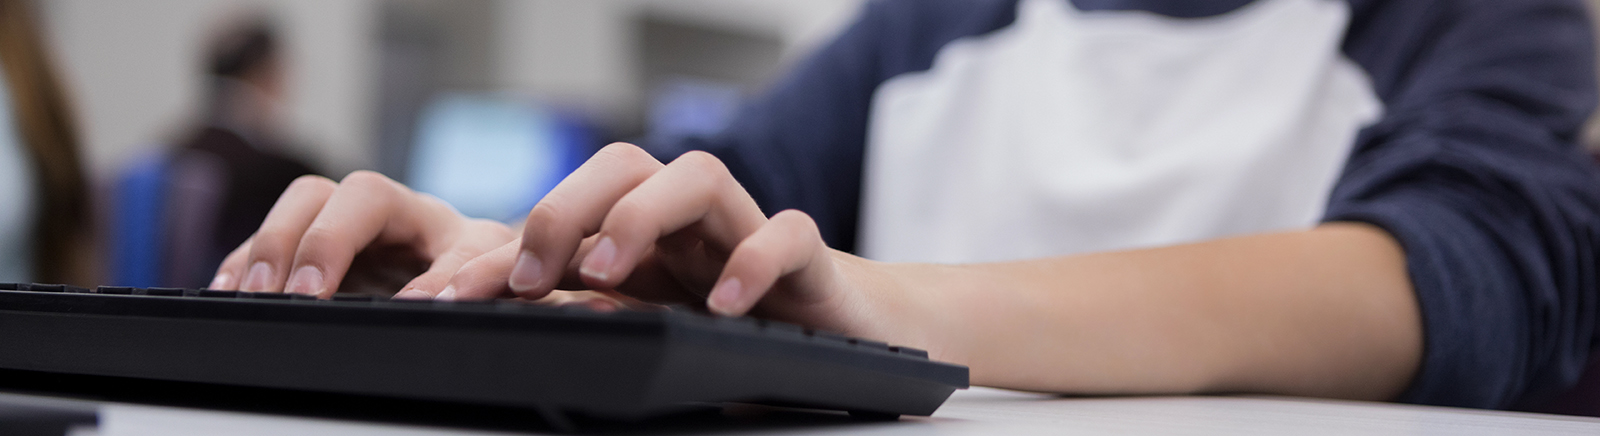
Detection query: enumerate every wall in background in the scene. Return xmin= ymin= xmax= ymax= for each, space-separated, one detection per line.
xmin=42 ymin=0 xmax=379 ymax=178
xmin=37 ymin=0 xmax=864 ymax=183
xmin=493 ymin=0 xmax=863 ymax=134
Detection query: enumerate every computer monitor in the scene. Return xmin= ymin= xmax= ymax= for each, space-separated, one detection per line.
xmin=406 ymin=93 xmax=591 ymax=222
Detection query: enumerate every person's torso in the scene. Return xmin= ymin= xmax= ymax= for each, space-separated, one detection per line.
xmin=858 ymin=0 xmax=1383 ymax=263
xmin=180 ymin=127 xmax=315 ymax=267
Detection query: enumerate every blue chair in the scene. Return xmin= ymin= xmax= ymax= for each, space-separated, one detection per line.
xmin=108 ymin=149 xmax=226 ymax=288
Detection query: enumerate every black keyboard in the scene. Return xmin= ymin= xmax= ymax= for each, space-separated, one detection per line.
xmin=0 ymin=283 xmax=967 ymax=425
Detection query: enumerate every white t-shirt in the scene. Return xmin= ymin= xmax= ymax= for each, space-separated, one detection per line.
xmin=858 ymin=0 xmax=1382 ymax=263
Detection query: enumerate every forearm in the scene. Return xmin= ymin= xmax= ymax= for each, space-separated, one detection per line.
xmin=865 ymin=222 xmax=1422 ymax=400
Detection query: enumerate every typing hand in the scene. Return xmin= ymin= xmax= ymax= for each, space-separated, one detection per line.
xmin=208 ymin=171 xmax=517 ymax=298
xmin=211 ymin=143 xmax=889 ymax=337
xmin=441 ymin=143 xmax=880 ymax=333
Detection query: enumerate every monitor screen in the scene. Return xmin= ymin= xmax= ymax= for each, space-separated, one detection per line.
xmin=407 ymin=93 xmax=588 ymax=222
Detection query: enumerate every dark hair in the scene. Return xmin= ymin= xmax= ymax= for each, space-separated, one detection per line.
xmin=0 ymin=0 xmax=91 ymax=284
xmin=208 ymin=19 xmax=279 ymax=79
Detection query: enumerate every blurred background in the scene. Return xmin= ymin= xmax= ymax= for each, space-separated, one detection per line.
xmin=6 ymin=0 xmax=1600 ymax=288
xmin=26 ymin=0 xmax=863 ymax=287
xmin=44 ymin=0 xmax=865 ymax=179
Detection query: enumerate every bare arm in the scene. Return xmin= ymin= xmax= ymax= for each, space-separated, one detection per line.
xmin=852 ymin=222 xmax=1421 ymax=400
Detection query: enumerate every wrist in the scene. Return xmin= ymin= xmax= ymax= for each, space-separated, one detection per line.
xmin=830 ymin=254 xmax=968 ymax=365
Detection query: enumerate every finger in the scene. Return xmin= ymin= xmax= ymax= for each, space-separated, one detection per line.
xmin=239 ymin=175 xmax=338 ymax=293
xmin=441 ymin=240 xmax=518 ymax=301
xmin=508 ymin=143 xmax=664 ymax=298
xmin=283 ymin=171 xmax=461 ymax=298
xmin=579 ymin=150 xmax=766 ymax=290
xmin=707 ymin=210 xmax=827 ymax=316
xmin=392 ymin=219 xmax=514 ymax=300
xmin=210 ymin=236 xmax=254 ymax=290
xmin=458 ymin=235 xmax=597 ymax=300
xmin=506 ymin=235 xmax=699 ymax=304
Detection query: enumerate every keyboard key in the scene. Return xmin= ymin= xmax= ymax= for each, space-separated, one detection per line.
xmin=29 ymin=284 xmax=62 ymax=293
xmin=145 ymin=288 xmax=185 ymax=297
xmin=146 ymin=287 xmax=185 ymax=296
xmin=811 ymin=330 xmax=853 ymax=345
xmin=494 ymin=300 xmax=539 ymax=312
xmin=198 ymin=290 xmax=240 ymax=299
xmin=331 ymin=294 xmax=379 ymax=302
xmin=851 ymin=338 xmax=892 ymax=352
xmin=96 ymin=286 xmax=135 ymax=295
xmin=713 ymin=316 xmax=760 ymax=333
xmin=759 ymin=320 xmax=808 ymax=339
xmin=889 ymin=346 xmax=930 ymax=359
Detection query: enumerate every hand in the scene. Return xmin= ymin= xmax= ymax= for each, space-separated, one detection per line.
xmin=210 ymin=144 xmax=907 ymax=343
xmin=435 ymin=143 xmax=893 ymax=336
xmin=209 ymin=171 xmax=516 ymax=298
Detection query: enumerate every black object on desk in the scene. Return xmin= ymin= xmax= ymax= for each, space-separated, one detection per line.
xmin=0 ymin=394 xmax=96 ymax=436
xmin=0 ymin=283 xmax=967 ymax=430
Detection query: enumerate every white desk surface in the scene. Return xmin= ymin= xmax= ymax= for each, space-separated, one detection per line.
xmin=15 ymin=387 xmax=1588 ymax=436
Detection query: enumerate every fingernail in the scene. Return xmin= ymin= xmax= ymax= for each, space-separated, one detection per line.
xmin=209 ymin=272 xmax=232 ymax=290
xmin=708 ymin=277 xmax=745 ymax=316
xmin=285 ymin=266 xmax=323 ymax=296
xmin=580 ymin=237 xmax=617 ymax=281
xmin=508 ymin=252 xmax=543 ymax=292
xmin=242 ymin=262 xmax=273 ymax=293
xmin=435 ymin=286 xmax=457 ymax=301
xmin=394 ymin=289 xmax=431 ymax=300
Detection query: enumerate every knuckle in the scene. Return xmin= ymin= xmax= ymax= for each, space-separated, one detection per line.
xmin=218 ymin=253 xmax=246 ymax=273
xmin=674 ymin=151 xmax=731 ymax=177
xmin=287 ymin=174 xmax=337 ymax=193
xmin=428 ymin=249 xmax=469 ymax=271
xmin=293 ymin=226 xmax=341 ymax=262
xmin=338 ymin=170 xmax=399 ymax=192
xmin=523 ymin=202 xmax=563 ymax=236
xmin=734 ymin=242 xmax=784 ymax=276
xmin=340 ymin=171 xmax=408 ymax=211
xmin=451 ymin=255 xmax=507 ymax=291
xmin=676 ymin=152 xmax=740 ymax=198
xmin=248 ymin=231 xmax=296 ymax=259
xmin=772 ymin=209 xmax=822 ymax=242
xmin=604 ymin=197 xmax=650 ymax=231
xmin=592 ymin=142 xmax=655 ymax=168
xmin=454 ymin=252 xmax=493 ymax=275
xmin=523 ymin=202 xmax=589 ymax=250
xmin=413 ymin=190 xmax=450 ymax=209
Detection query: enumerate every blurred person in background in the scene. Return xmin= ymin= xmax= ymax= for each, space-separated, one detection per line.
xmin=169 ymin=16 xmax=317 ymax=287
xmin=0 ymin=0 xmax=93 ymax=285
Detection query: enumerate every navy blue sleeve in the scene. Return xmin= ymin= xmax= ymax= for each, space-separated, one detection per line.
xmin=648 ymin=0 xmax=1018 ymax=252
xmin=647 ymin=3 xmax=881 ymax=251
xmin=1330 ymin=0 xmax=1600 ymax=409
